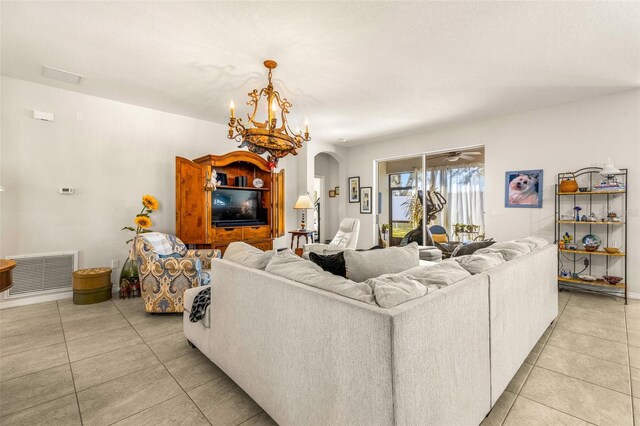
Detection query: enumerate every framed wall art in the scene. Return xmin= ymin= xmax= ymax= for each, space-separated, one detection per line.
xmin=505 ymin=169 xmax=543 ymax=208
xmin=348 ymin=177 xmax=360 ymax=203
xmin=360 ymin=186 xmax=372 ymax=214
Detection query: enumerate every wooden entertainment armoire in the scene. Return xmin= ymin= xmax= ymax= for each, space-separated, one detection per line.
xmin=176 ymin=151 xmax=285 ymax=253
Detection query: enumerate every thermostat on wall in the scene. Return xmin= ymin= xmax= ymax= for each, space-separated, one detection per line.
xmin=59 ymin=187 xmax=75 ymax=195
xmin=33 ymin=110 xmax=55 ymax=122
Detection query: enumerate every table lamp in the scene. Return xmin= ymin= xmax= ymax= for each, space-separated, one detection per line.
xmin=294 ymin=193 xmax=314 ymax=230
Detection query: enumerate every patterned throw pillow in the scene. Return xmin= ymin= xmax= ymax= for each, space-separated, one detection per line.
xmin=142 ymin=232 xmax=174 ymax=256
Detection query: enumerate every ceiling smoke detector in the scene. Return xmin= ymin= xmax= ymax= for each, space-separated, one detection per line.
xmin=42 ymin=66 xmax=84 ymax=85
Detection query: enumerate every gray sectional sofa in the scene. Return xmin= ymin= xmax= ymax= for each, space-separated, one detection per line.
xmin=183 ymin=242 xmax=557 ymax=425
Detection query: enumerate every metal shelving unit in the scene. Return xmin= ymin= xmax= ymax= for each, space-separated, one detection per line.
xmin=555 ymin=167 xmax=628 ymax=304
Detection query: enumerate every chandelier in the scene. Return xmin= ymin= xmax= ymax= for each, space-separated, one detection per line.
xmin=228 ymin=60 xmax=310 ymax=169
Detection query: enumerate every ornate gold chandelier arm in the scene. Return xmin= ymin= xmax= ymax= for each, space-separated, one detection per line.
xmin=227 ymin=59 xmax=310 ymax=162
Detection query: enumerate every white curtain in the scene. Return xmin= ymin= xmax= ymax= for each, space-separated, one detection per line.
xmin=426 ymin=164 xmax=485 ymax=236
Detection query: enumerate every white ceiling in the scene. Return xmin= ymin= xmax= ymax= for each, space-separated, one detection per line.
xmin=2 ymin=1 xmax=639 ymax=146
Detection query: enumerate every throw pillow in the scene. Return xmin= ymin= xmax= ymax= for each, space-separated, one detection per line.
xmin=309 ymin=252 xmax=346 ymax=277
xmin=451 ymin=240 xmax=495 ymax=257
xmin=142 ymin=232 xmax=174 ymax=256
xmin=451 ymin=252 xmax=505 ymax=274
xmin=223 ymin=242 xmax=275 ymax=270
xmin=265 ymin=250 xmax=376 ymax=305
xmin=432 ymin=234 xmax=448 ymax=243
xmin=343 ymin=242 xmax=420 ymax=282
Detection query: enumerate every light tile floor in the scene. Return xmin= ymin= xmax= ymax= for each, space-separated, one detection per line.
xmin=0 ymin=297 xmax=275 ymax=426
xmin=483 ymin=290 xmax=639 ymax=426
xmin=0 ymin=290 xmax=638 ymax=425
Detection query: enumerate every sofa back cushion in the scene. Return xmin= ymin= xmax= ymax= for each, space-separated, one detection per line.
xmin=265 ymin=250 xmax=376 ymax=305
xmin=451 ymin=252 xmax=505 ymax=274
xmin=365 ymin=260 xmax=471 ymax=308
xmin=514 ymin=236 xmax=549 ymax=250
xmin=344 ymin=242 xmax=420 ymax=282
xmin=475 ymin=241 xmax=531 ymax=261
xmin=223 ymin=242 xmax=275 ymax=270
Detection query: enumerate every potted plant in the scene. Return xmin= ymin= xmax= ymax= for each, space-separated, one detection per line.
xmin=120 ymin=194 xmax=159 ymax=299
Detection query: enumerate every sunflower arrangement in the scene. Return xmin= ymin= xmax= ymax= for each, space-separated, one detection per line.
xmin=122 ymin=194 xmax=159 ymax=244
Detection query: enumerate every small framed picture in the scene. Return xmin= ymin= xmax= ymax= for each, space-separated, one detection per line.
xmin=334 ymin=186 xmax=340 ymax=195
xmin=328 ymin=190 xmax=336 ymax=198
xmin=505 ymin=169 xmax=543 ymax=208
xmin=360 ymin=186 xmax=372 ymax=214
xmin=348 ymin=177 xmax=360 ymax=203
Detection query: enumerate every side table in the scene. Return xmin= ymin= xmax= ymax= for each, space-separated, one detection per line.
xmin=289 ymin=230 xmax=315 ymax=256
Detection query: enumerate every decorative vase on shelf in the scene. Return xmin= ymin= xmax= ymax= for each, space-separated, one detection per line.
xmin=119 ymin=258 xmax=140 ymax=299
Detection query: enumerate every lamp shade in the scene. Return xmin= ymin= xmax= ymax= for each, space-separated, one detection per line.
xmin=294 ymin=194 xmax=314 ymax=209
xmin=600 ymin=162 xmax=622 ymax=177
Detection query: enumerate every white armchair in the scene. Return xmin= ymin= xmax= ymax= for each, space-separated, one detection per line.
xmin=303 ymin=218 xmax=360 ymax=258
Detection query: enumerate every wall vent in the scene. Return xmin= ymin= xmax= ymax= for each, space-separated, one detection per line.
xmin=5 ymin=252 xmax=78 ymax=299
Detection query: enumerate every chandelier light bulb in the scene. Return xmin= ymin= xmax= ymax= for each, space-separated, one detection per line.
xmin=229 ymin=100 xmax=235 ymax=118
xmin=304 ymin=119 xmax=309 ymax=133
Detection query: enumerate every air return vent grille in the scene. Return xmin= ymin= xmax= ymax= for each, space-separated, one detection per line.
xmin=6 ymin=252 xmax=77 ymax=298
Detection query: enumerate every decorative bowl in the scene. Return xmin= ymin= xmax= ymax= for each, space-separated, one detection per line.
xmin=602 ymin=275 xmax=623 ymax=285
xmin=604 ymin=247 xmax=619 ymax=254
xmin=578 ymin=274 xmax=597 ymax=282
xmin=582 ymin=234 xmax=602 ymax=252
xmin=578 ymin=187 xmax=588 ymax=192
xmin=566 ymin=244 xmax=578 ymax=250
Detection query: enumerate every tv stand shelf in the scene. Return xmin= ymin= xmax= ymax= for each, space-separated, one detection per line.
xmin=216 ymin=185 xmax=270 ymax=191
xmin=176 ymin=151 xmax=285 ymax=254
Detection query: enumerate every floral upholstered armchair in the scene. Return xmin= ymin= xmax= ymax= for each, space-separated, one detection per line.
xmin=131 ymin=232 xmax=221 ymax=313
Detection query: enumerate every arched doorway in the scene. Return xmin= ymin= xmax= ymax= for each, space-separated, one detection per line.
xmin=314 ymin=152 xmax=340 ymax=243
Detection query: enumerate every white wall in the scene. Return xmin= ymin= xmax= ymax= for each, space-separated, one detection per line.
xmin=0 ymin=77 xmax=298 ymax=297
xmin=314 ymin=152 xmax=340 ymax=240
xmin=346 ymin=89 xmax=640 ymax=296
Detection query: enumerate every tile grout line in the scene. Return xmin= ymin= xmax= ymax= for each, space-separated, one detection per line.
xmin=625 ymin=303 xmax=636 ymax=426
xmin=498 ymin=290 xmax=570 ymax=425
xmin=112 ymin=299 xmax=214 ymax=426
xmin=57 ymin=299 xmax=85 ymax=425
xmin=237 ymin=410 xmax=265 ymax=426
xmin=516 ymin=394 xmax=594 ymax=425
xmin=543 ymin=340 xmax=630 ymax=367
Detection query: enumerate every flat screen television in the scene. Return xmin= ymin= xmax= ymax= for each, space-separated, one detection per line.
xmin=211 ymin=188 xmax=268 ymax=227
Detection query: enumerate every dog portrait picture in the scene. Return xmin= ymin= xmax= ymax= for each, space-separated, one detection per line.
xmin=505 ymin=169 xmax=543 ymax=208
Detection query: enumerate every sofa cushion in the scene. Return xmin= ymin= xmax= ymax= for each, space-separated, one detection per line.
xmin=451 ymin=240 xmax=496 ymax=257
xmin=451 ymin=252 xmax=505 ymax=274
xmin=515 ymin=236 xmax=549 ymax=250
xmin=265 ymin=250 xmax=376 ymax=305
xmin=223 ymin=242 xmax=275 ymax=270
xmin=343 ymin=242 xmax=420 ymax=282
xmin=366 ymin=273 xmax=427 ymax=308
xmin=475 ymin=241 xmax=531 ymax=261
xmin=402 ymin=260 xmax=471 ymax=288
xmin=365 ymin=260 xmax=471 ymax=308
xmin=309 ymin=251 xmax=347 ymax=277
